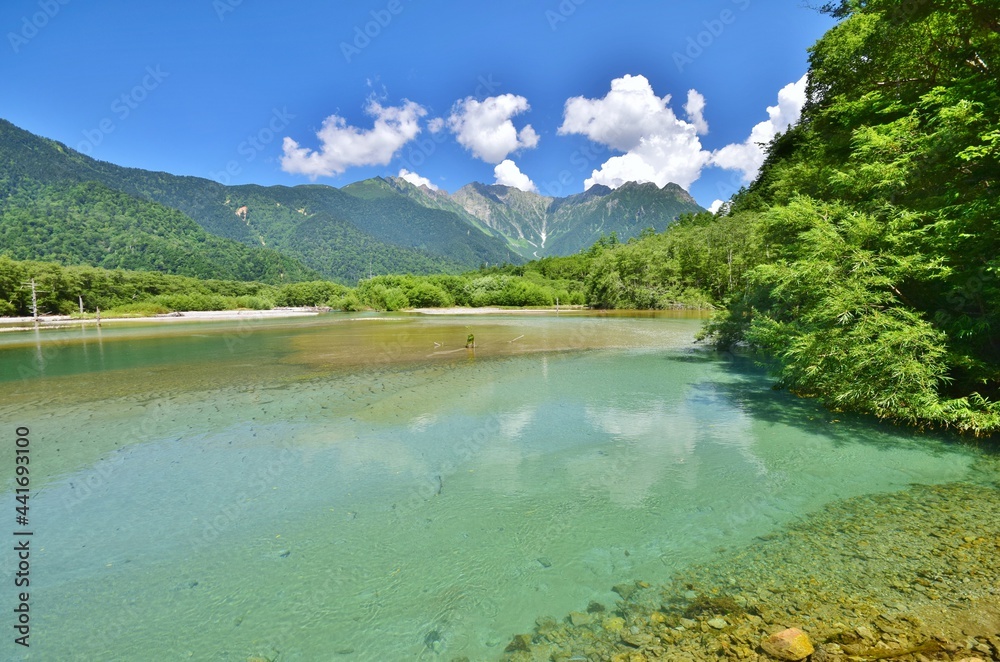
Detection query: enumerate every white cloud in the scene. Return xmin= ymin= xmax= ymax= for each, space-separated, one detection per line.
xmin=448 ymin=94 xmax=540 ymax=164
xmin=281 ymin=99 xmax=425 ymax=178
xmin=398 ymin=168 xmax=438 ymax=191
xmin=708 ymin=199 xmax=725 ymax=214
xmin=711 ymin=74 xmax=808 ymax=183
xmin=427 ymin=117 xmax=445 ymax=134
xmin=558 ymin=74 xmax=712 ymax=190
xmin=684 ymin=89 xmax=709 ymax=135
xmin=559 ymin=75 xmax=698 ymax=150
xmin=494 ymin=159 xmax=537 ymax=192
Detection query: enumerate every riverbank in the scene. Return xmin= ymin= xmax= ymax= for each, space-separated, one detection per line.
xmin=0 ymin=307 xmax=323 ymax=332
xmin=410 ymin=306 xmax=586 ymax=315
xmin=501 ymin=477 xmax=1000 ymax=662
xmin=408 ymin=306 xmax=710 ymax=316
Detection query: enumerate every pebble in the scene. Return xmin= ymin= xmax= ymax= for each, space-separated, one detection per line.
xmin=761 ymin=628 xmax=814 ymax=661
xmin=602 ymin=617 xmax=626 ymax=633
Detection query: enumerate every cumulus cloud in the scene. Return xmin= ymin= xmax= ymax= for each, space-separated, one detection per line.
xmin=281 ymin=99 xmax=425 ymax=178
xmin=558 ymin=74 xmax=712 ymax=190
xmin=684 ymin=90 xmax=709 ymax=135
xmin=708 ymin=199 xmax=725 ymax=214
xmin=711 ymin=74 xmax=808 ymax=183
xmin=448 ymin=94 xmax=540 ymax=164
xmin=494 ymin=159 xmax=537 ymax=192
xmin=398 ymin=168 xmax=438 ymax=191
xmin=427 ymin=117 xmax=445 ymax=134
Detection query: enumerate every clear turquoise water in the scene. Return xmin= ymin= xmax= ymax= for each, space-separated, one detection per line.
xmin=0 ymin=313 xmax=982 ymax=660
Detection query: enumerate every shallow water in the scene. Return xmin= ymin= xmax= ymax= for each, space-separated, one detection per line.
xmin=0 ymin=312 xmax=987 ymax=660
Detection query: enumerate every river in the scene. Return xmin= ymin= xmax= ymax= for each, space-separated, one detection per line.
xmin=0 ymin=312 xmax=987 ymax=660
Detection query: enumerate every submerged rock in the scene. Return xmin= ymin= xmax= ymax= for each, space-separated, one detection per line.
xmin=855 ymin=624 xmax=875 ymax=640
xmin=602 ymin=616 xmax=626 ymax=633
xmin=504 ymin=633 xmax=531 ymax=653
xmin=424 ymin=629 xmax=443 ymax=652
xmin=761 ymin=628 xmax=814 ymax=661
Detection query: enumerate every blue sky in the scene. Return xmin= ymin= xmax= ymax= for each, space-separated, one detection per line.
xmin=0 ymin=0 xmax=835 ymax=208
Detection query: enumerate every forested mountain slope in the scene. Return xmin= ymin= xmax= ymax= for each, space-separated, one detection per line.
xmin=0 ymin=120 xmax=516 ymax=281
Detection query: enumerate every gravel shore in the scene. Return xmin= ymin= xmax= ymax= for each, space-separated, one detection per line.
xmin=0 ymin=308 xmax=321 ymax=332
xmin=499 ymin=464 xmax=1000 ymax=662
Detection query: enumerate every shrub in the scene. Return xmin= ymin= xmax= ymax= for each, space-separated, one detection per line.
xmin=274 ymin=281 xmax=351 ymax=307
xmin=405 ymin=281 xmax=453 ymax=308
xmin=233 ymin=295 xmax=273 ymax=310
xmin=357 ymin=283 xmax=410 ymax=311
xmin=104 ymin=302 xmax=171 ymax=316
xmin=330 ymin=293 xmax=364 ymax=311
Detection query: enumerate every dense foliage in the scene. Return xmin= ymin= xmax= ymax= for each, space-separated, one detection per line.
xmin=0 ymin=256 xmax=584 ymax=317
xmin=701 ymin=0 xmax=1000 ymax=434
xmin=0 ymin=181 xmax=317 ymax=283
xmin=0 ymin=256 xmax=278 ymax=316
xmin=584 ymin=214 xmax=754 ymax=309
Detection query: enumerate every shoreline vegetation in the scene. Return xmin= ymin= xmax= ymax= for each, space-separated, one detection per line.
xmin=0 ymin=245 xmax=714 ymax=328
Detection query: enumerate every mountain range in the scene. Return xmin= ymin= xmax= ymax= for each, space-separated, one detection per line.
xmin=0 ymin=119 xmax=704 ymax=283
